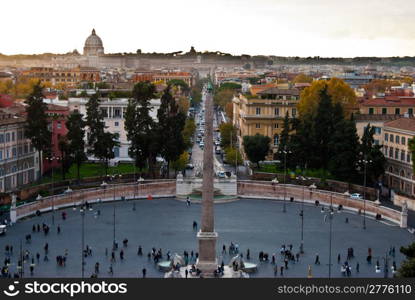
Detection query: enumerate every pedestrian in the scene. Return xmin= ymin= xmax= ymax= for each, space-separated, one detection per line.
xmin=222 ymin=245 xmax=226 ymax=254
xmin=108 ymin=265 xmax=113 ymax=275
xmin=337 ymin=254 xmax=341 ymax=264
xmin=36 ymin=253 xmax=40 ymax=262
xmin=356 ymin=262 xmax=360 ymax=273
xmin=185 ymin=269 xmax=188 ymax=278
xmin=57 ymin=225 xmax=61 ymax=234
xmin=345 ymin=217 xmax=349 ymax=223
xmin=296 ymin=253 xmax=300 ymax=262
xmin=120 ymin=250 xmax=124 ymax=260
xmin=32 ymin=225 xmax=36 ymax=232
xmin=111 ymin=251 xmax=116 ymax=262
xmin=192 ymin=221 xmax=197 ymax=230
xmin=30 ymin=265 xmax=34 ymax=276
xmin=142 ymin=268 xmax=146 ymax=278
xmin=186 ymin=197 xmax=190 ymax=207
xmin=272 ymin=255 xmax=275 ymax=264
xmin=95 ymin=262 xmax=99 ymax=274
xmin=274 ymin=265 xmax=278 ymax=277
xmin=137 ymin=246 xmax=143 ymax=256
xmin=284 ymin=258 xmax=288 ymax=269
xmin=315 ymin=254 xmax=320 ymax=265
xmin=280 ymin=266 xmax=284 ymax=276
xmin=246 ymin=249 xmax=250 ymax=260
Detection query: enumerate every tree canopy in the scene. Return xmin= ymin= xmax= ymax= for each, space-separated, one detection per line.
xmin=243 ymin=134 xmax=271 ymax=168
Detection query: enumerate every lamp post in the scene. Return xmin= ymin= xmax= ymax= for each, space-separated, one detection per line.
xmin=111 ymin=174 xmax=121 ymax=250
xmin=358 ymin=155 xmax=372 ymax=230
xmin=321 ymin=191 xmax=334 ymax=278
xmin=80 ymin=194 xmax=85 ymax=278
xmin=46 ymin=155 xmax=60 ymax=225
xmin=278 ymin=146 xmax=292 ymax=213
xmin=299 ymin=176 xmax=306 ymax=254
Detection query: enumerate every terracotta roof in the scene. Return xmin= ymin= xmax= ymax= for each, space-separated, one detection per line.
xmin=257 ymin=87 xmax=300 ymax=96
xmin=384 ymin=117 xmax=415 ymax=132
xmin=354 ymin=114 xmax=401 ymax=122
xmin=362 ymin=97 xmax=415 ymax=107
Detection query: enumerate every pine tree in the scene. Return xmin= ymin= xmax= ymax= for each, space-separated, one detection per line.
xmin=157 ymin=86 xmax=186 ymax=177
xmin=66 ymin=111 xmax=87 ymax=181
xmin=358 ymin=124 xmax=386 ymax=185
xmin=125 ymin=82 xmax=158 ymax=177
xmin=313 ymin=86 xmax=334 ymax=170
xmin=57 ymin=136 xmax=72 ymax=180
xmin=24 ymin=82 xmax=51 ymax=179
xmin=328 ymin=117 xmax=360 ymax=182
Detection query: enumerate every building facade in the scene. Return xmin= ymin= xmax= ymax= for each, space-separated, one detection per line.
xmin=360 ymin=97 xmax=415 ymax=116
xmin=0 ymin=111 xmax=39 ymax=193
xmin=383 ymin=117 xmax=415 ymax=197
xmin=21 ymin=66 xmax=100 ymax=87
xmin=233 ymin=87 xmax=300 ymax=156
xmin=68 ymin=97 xmax=160 ymax=162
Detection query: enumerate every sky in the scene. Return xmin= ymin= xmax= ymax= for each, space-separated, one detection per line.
xmin=1 ymin=0 xmax=415 ymax=57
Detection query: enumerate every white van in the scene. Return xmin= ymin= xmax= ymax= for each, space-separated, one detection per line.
xmin=0 ymin=225 xmax=7 ymax=235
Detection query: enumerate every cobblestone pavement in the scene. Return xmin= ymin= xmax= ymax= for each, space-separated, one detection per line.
xmin=0 ymin=198 xmax=413 ymax=278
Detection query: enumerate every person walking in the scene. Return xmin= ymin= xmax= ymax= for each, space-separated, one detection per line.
xmin=142 ymin=268 xmax=146 ymax=278
xmin=57 ymin=225 xmax=61 ymax=234
xmin=356 ymin=262 xmax=360 ymax=273
xmin=337 ymin=254 xmax=341 ymax=264
xmin=315 ymin=254 xmax=320 ymax=265
xmin=185 ymin=269 xmax=189 ymax=278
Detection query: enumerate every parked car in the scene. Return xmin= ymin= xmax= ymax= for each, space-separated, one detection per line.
xmin=186 ymin=163 xmax=194 ymax=170
xmin=0 ymin=225 xmax=6 ymax=235
xmin=217 ymin=171 xmax=226 ymax=178
xmin=350 ymin=193 xmax=363 ymax=200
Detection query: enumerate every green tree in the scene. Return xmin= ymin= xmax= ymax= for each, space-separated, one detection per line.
xmin=213 ymin=89 xmax=234 ymax=108
xmin=275 ymin=112 xmax=291 ymax=164
xmin=57 ymin=136 xmax=72 ymax=180
xmin=312 ymin=87 xmax=334 ymax=170
xmin=85 ymin=92 xmax=118 ymax=176
xmin=66 ymin=111 xmax=87 ymax=181
xmin=24 ymin=82 xmax=51 ymax=179
xmin=182 ymin=118 xmax=196 ymax=149
xmin=167 ymin=79 xmax=189 ymax=92
xmin=171 ymin=151 xmax=189 ymax=175
xmin=398 ymin=242 xmax=415 ymax=277
xmin=219 ymin=122 xmax=237 ymax=148
xmin=328 ymin=116 xmax=360 ymax=182
xmin=224 ymin=147 xmax=243 ymax=165
xmin=358 ymin=124 xmax=386 ymax=184
xmin=125 ymin=82 xmax=158 ymax=177
xmin=243 ymin=134 xmax=271 ymax=168
xmin=157 ymin=86 xmax=186 ymax=178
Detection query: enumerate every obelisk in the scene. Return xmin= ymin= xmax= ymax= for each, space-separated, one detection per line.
xmin=196 ymin=82 xmax=218 ymax=276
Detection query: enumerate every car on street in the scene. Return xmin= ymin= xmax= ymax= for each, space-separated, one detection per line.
xmin=199 ymin=142 xmax=205 ymax=148
xmin=186 ymin=163 xmax=194 ymax=169
xmin=350 ymin=193 xmax=363 ymax=200
xmin=217 ymin=171 xmax=226 ymax=178
xmin=0 ymin=225 xmax=7 ymax=235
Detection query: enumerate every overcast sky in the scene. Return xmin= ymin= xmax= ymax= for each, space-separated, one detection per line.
xmin=1 ymin=0 xmax=414 ymax=57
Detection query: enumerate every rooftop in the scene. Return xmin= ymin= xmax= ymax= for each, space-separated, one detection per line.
xmin=361 ymin=97 xmax=415 ymax=107
xmin=384 ymin=117 xmax=415 ymax=132
xmin=257 ymin=87 xmax=300 ymax=96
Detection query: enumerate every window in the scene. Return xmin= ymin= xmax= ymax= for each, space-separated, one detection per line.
xmin=114 ymin=121 xmax=119 ymax=127
xmin=395 ymin=149 xmax=399 ymax=159
xmin=390 ymin=134 xmax=394 ymax=143
xmin=5 ymin=133 xmax=10 ymax=142
xmin=274 ymin=135 xmax=279 ymax=146
xmin=401 ymin=137 xmax=406 ymax=145
xmin=374 ymin=127 xmax=381 ymax=135
xmin=384 ymin=133 xmax=388 ymax=142
xmin=292 ymin=108 xmax=297 ymax=117
xmin=407 ymin=153 xmax=411 ymax=163
xmin=274 ymin=123 xmax=278 ymax=129
xmin=395 ymin=108 xmax=400 ymax=115
xmin=382 ymin=108 xmax=387 ymax=114
xmin=255 ymin=123 xmax=261 ymax=129
xmin=12 ymin=148 xmax=17 ymax=157
xmin=57 ymin=122 xmax=62 ymax=129
xmin=113 ymin=108 xmax=121 ymax=118
xmin=389 ymin=147 xmax=393 ymax=157
xmin=401 ymin=151 xmax=405 ymax=161
xmin=255 ymin=107 xmax=261 ymax=115
xmin=409 ymin=108 xmax=414 ymax=115
xmin=274 ymin=108 xmax=279 ymax=116
xmin=0 ymin=150 xmax=2 ymax=160
xmin=368 ymin=108 xmax=374 ymax=114
xmin=395 ymin=135 xmax=400 ymax=144
xmin=11 ymin=132 xmax=15 ymax=141
xmin=374 ymin=139 xmax=379 ymax=145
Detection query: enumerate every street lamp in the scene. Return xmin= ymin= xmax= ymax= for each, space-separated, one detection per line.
xmin=321 ymin=191 xmax=335 ymax=278
xmin=111 ymin=174 xmax=121 ymax=250
xmin=358 ymin=155 xmax=373 ymax=230
xmin=278 ymin=146 xmax=292 ymax=213
xmin=80 ymin=195 xmax=85 ymax=278
xmin=298 ymin=176 xmax=307 ymax=254
xmin=45 ymin=155 xmax=60 ymax=225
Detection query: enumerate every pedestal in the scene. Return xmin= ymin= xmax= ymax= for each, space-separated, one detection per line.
xmin=196 ymin=231 xmax=218 ymax=276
